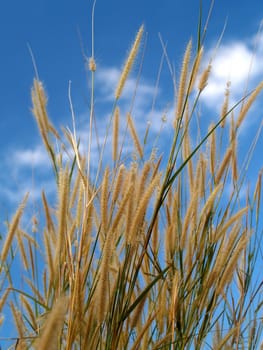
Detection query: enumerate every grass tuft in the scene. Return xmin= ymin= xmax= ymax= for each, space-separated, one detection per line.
xmin=1 ymin=6 xmax=263 ymax=350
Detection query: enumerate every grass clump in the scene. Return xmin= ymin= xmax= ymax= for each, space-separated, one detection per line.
xmin=1 ymin=8 xmax=263 ymax=350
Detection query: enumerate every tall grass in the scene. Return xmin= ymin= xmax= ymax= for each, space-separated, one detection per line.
xmin=1 ymin=9 xmax=263 ymax=350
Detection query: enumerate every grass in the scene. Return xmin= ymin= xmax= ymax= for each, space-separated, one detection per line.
xmin=1 ymin=5 xmax=263 ymax=350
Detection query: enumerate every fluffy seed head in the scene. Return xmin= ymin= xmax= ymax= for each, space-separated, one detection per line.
xmin=89 ymin=57 xmax=96 ymax=72
xmin=115 ymin=25 xmax=144 ymax=100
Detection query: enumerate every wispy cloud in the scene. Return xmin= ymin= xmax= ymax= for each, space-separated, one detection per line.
xmin=0 ymin=145 xmax=54 ymax=205
xmin=11 ymin=145 xmax=50 ymax=168
xmin=95 ymin=65 xmax=155 ymax=105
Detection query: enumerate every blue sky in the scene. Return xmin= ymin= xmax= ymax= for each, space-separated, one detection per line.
xmin=1 ymin=0 xmax=263 ymax=344
xmin=1 ymin=0 xmax=263 ymax=208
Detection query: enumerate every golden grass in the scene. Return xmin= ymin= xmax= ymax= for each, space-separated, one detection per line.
xmin=127 ymin=112 xmax=144 ymax=159
xmin=0 ymin=193 xmax=28 ymax=267
xmin=112 ymin=106 xmax=120 ymax=163
xmin=33 ymin=296 xmax=68 ymax=350
xmin=176 ymin=39 xmax=192 ymax=121
xmin=115 ymin=25 xmax=144 ymax=100
xmin=1 ymin=14 xmax=263 ymax=350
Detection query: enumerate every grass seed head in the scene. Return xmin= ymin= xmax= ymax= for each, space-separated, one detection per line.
xmin=115 ymin=25 xmax=144 ymax=100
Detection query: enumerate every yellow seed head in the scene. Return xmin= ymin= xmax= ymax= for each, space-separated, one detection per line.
xmin=89 ymin=57 xmax=96 ymax=72
xmin=189 ymin=46 xmax=204 ymax=92
xmin=1 ymin=193 xmax=28 ymax=265
xmin=127 ymin=112 xmax=143 ymax=159
xmin=112 ymin=107 xmax=120 ymax=162
xmin=115 ymin=25 xmax=144 ymax=100
xmin=220 ymin=81 xmax=231 ymax=127
xmin=215 ymin=147 xmax=232 ymax=184
xmin=198 ymin=63 xmax=212 ymax=91
xmin=176 ymin=39 xmax=192 ymax=120
xmin=237 ymin=81 xmax=263 ymax=128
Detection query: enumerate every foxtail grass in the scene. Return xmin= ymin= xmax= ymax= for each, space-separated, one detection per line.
xmin=1 ymin=7 xmax=263 ymax=350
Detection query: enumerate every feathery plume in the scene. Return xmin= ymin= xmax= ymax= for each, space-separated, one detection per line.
xmin=1 ymin=193 xmax=28 ymax=265
xmin=89 ymin=57 xmax=96 ymax=72
xmin=198 ymin=63 xmax=212 ymax=91
xmin=115 ymin=25 xmax=144 ymax=100
xmin=100 ymin=167 xmax=110 ymax=236
xmin=215 ymin=147 xmax=232 ymax=184
xmin=189 ymin=46 xmax=204 ymax=92
xmin=176 ymin=39 xmax=192 ymax=120
xmin=34 ymin=296 xmax=68 ymax=350
xmin=236 ymin=81 xmax=263 ymax=128
xmin=220 ymin=81 xmax=231 ymax=127
xmin=127 ymin=112 xmax=144 ymax=159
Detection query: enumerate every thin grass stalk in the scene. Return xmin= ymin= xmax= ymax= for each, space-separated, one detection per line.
xmin=87 ymin=0 xmax=97 ymax=181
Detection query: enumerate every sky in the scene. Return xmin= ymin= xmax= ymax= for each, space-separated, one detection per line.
xmin=1 ymin=0 xmax=263 ymax=344
xmin=1 ymin=0 xmax=263 ymax=210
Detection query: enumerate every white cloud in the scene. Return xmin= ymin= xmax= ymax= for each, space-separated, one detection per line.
xmin=11 ymin=145 xmax=49 ymax=167
xmin=200 ymin=37 xmax=263 ymax=109
xmin=0 ymin=178 xmax=55 ymax=204
xmin=95 ymin=65 xmax=155 ymax=104
xmin=0 ymin=145 xmax=54 ymax=204
xmin=211 ymin=43 xmax=254 ymax=82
